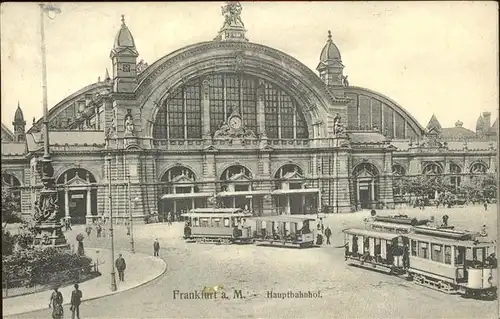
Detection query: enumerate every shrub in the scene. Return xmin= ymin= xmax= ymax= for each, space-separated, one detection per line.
xmin=2 ymin=247 xmax=93 ymax=287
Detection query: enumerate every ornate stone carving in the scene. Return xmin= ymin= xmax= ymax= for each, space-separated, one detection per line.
xmin=124 ymin=110 xmax=135 ymax=137
xmin=106 ymin=115 xmax=117 ymax=138
xmin=136 ymin=42 xmax=340 ymax=105
xmin=221 ymin=2 xmax=244 ymax=28
xmin=341 ymin=75 xmax=349 ymax=88
xmin=234 ymin=54 xmax=244 ymax=71
xmin=213 ymin=108 xmax=256 ymax=139
xmin=137 ymin=59 xmax=149 ymax=74
xmin=202 ymin=78 xmax=211 ymax=95
xmin=333 ymin=114 xmax=346 ymax=136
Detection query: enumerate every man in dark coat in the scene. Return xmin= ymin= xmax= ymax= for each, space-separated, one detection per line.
xmin=153 ymin=238 xmax=160 ymax=257
xmin=115 ymin=254 xmax=127 ymax=281
xmin=324 ymin=226 xmax=332 ymax=245
xmin=70 ymin=283 xmax=83 ymax=319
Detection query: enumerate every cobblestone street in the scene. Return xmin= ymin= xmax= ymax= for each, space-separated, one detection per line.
xmin=5 ymin=205 xmax=498 ymax=319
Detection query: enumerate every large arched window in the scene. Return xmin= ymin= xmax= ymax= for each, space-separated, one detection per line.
xmin=153 ymin=74 xmax=308 ymax=140
xmin=422 ymin=163 xmax=443 ymax=176
xmin=470 ymin=162 xmax=487 ymax=174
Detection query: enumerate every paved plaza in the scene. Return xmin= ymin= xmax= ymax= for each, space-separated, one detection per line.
xmin=4 ymin=204 xmax=498 ymax=319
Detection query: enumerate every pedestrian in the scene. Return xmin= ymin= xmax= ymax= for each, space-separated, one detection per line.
xmin=115 ymin=253 xmax=127 ymax=281
xmin=168 ymin=212 xmax=172 ymax=226
xmin=324 ymin=226 xmax=332 ymax=245
xmin=85 ymin=224 xmax=92 ymax=237
xmin=70 ymin=283 xmax=83 ymax=319
xmin=49 ymin=286 xmax=64 ymax=319
xmin=96 ymin=224 xmax=102 ymax=238
xmin=153 ymin=238 xmax=160 ymax=257
xmin=484 ymin=200 xmax=488 ymax=211
xmin=126 ymin=222 xmax=131 ymax=236
xmin=320 ymin=221 xmax=324 ymax=234
xmin=65 ymin=218 xmax=72 ymax=231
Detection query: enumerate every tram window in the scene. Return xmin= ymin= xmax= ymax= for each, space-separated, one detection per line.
xmin=474 ymin=248 xmax=485 ymax=263
xmin=455 ymin=247 xmax=465 ymax=265
xmin=224 ymin=218 xmax=230 ymax=227
xmin=411 ymin=240 xmax=417 ymax=256
xmin=431 ymin=244 xmax=443 ymax=263
xmin=418 ymin=241 xmax=428 ymax=259
xmin=444 ymin=246 xmax=452 ymax=264
xmin=200 ymin=218 xmax=209 ymax=227
xmin=212 ymin=218 xmax=220 ymax=227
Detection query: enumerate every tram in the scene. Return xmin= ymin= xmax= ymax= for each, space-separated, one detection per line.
xmin=182 ymin=208 xmax=254 ymax=244
xmin=253 ymin=215 xmax=315 ymax=248
xmin=343 ymin=219 xmax=498 ymax=299
xmin=407 ymin=225 xmax=497 ymax=298
xmin=343 ymin=228 xmax=407 ymax=274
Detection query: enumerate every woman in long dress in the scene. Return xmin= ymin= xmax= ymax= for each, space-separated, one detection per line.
xmin=49 ymin=287 xmax=64 ymax=319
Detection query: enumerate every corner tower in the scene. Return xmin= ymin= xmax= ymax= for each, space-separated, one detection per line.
xmin=316 ymin=31 xmax=345 ymax=91
xmin=110 ymin=15 xmax=139 ymax=93
xmin=12 ymin=101 xmax=26 ymax=142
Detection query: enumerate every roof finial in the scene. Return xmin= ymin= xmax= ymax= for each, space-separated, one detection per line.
xmin=328 ymin=30 xmax=332 ymax=40
xmin=17 ymin=101 xmax=20 ymax=108
xmin=121 ymin=14 xmax=125 ymax=25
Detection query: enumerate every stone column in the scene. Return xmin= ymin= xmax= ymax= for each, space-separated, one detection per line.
xmin=86 ymin=188 xmax=92 ymax=221
xmin=371 ymin=180 xmax=375 ymax=201
xmin=202 ymin=77 xmax=211 ymax=141
xmin=65 ymin=189 xmax=70 ymax=220
xmin=256 ymin=80 xmax=266 ymax=138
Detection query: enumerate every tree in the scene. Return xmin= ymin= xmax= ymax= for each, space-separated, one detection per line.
xmin=459 ymin=173 xmax=498 ymax=202
xmin=2 ymin=188 xmax=22 ymax=227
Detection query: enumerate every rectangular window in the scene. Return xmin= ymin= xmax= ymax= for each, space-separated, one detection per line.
xmin=431 ymin=243 xmax=443 ymax=263
xmin=295 ymin=108 xmax=308 ymax=138
xmin=455 ymin=247 xmax=465 ymax=265
xmin=168 ymin=89 xmax=184 ymax=139
xmin=280 ymin=92 xmax=294 ymax=139
xmin=209 ymin=75 xmax=225 ymax=135
xmin=264 ymin=83 xmax=279 ymax=138
xmin=371 ymin=99 xmax=382 ymax=132
xmin=358 ymin=95 xmax=371 ymax=130
xmin=346 ymin=93 xmax=358 ymax=130
xmin=225 ymin=75 xmax=240 ymax=114
xmin=185 ymin=81 xmax=201 ymax=138
xmin=241 ymin=78 xmax=257 ymax=133
xmin=418 ymin=241 xmax=428 ymax=259
xmin=411 ymin=240 xmax=417 ymax=256
xmin=444 ymin=245 xmax=452 ymax=264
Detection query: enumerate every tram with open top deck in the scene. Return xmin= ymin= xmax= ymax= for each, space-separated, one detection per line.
xmin=253 ymin=215 xmax=315 ymax=248
xmin=182 ymin=208 xmax=254 ymax=244
xmin=407 ymin=225 xmax=497 ymax=298
xmin=343 ymin=228 xmax=407 ymax=274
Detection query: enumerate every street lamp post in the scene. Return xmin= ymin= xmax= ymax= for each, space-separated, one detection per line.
xmin=127 ymin=174 xmax=135 ymax=254
xmin=32 ymin=3 xmax=68 ymax=248
xmin=107 ymin=155 xmax=117 ymax=292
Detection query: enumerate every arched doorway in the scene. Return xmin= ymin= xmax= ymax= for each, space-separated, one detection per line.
xmin=422 ymin=162 xmax=443 ymax=199
xmin=1 ymin=172 xmax=21 ymax=213
xmin=218 ymin=165 xmax=255 ymax=210
xmin=158 ymin=166 xmax=209 ymax=219
xmin=56 ymin=168 xmax=97 ymax=224
xmin=353 ymin=162 xmax=380 ymax=209
xmin=272 ymin=164 xmax=318 ymax=214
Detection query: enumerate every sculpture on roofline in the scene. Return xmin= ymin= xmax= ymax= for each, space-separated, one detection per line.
xmin=221 ymin=2 xmax=244 ymax=28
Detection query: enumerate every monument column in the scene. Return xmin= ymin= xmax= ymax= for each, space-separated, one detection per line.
xmin=202 ymin=77 xmax=212 ymax=142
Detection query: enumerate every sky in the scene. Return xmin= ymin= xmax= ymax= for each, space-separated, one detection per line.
xmin=1 ymin=1 xmax=498 ymax=132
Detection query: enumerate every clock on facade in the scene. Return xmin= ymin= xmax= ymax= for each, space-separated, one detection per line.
xmin=229 ymin=115 xmax=242 ymax=129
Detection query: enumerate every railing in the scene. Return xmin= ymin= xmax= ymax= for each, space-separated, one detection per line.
xmin=2 ymin=260 xmax=104 ymax=299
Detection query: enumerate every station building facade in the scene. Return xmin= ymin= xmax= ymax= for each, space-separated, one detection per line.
xmin=1 ymin=6 xmax=498 ymax=224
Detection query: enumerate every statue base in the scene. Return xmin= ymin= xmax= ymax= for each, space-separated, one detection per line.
xmin=33 ymin=221 xmax=70 ymax=250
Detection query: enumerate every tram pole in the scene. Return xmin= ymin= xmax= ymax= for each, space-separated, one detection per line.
xmin=127 ymin=174 xmax=135 ymax=254
xmin=107 ymin=155 xmax=117 ymax=292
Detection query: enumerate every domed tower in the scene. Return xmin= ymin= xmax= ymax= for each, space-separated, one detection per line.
xmin=109 ymin=15 xmax=139 ymax=93
xmin=316 ymin=31 xmax=345 ymax=90
xmin=12 ymin=101 xmax=26 ymax=142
